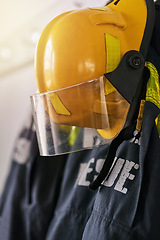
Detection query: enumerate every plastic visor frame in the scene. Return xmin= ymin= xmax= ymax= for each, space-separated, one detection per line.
xmin=30 ymin=76 xmax=130 ymax=156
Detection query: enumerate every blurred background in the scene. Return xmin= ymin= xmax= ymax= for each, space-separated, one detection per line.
xmin=0 ymin=0 xmax=108 ymax=194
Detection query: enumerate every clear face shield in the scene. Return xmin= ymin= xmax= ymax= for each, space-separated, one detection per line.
xmin=30 ymin=76 xmax=130 ymax=156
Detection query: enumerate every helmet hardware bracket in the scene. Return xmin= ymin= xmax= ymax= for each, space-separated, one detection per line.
xmin=104 ymin=50 xmax=145 ymax=105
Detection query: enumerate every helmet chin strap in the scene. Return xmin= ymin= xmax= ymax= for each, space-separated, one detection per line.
xmin=89 ymin=122 xmax=136 ymax=190
xmin=89 ymin=58 xmax=150 ymax=191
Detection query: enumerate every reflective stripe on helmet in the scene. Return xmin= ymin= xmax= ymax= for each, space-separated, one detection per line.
xmin=105 ymin=33 xmax=120 ymax=96
xmin=105 ymin=33 xmax=121 ymax=73
xmin=49 ymin=92 xmax=71 ymax=116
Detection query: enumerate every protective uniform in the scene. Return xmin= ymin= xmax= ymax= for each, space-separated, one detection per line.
xmin=0 ymin=0 xmax=160 ymax=240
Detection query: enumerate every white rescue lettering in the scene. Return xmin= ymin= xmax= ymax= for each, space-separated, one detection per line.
xmin=130 ymin=130 xmax=141 ymax=146
xmin=76 ymin=157 xmax=139 ymax=194
xmin=13 ymin=138 xmax=31 ymax=164
xmin=103 ymin=160 xmax=139 ymax=194
xmin=76 ymin=158 xmax=105 ymax=187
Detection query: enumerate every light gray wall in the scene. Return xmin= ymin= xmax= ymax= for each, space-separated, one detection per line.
xmin=0 ymin=64 xmax=36 ymax=193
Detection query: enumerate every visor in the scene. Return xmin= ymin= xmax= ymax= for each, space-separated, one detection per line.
xmin=31 ymin=76 xmax=130 ymax=156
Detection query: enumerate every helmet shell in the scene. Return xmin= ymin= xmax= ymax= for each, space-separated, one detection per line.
xmin=35 ymin=0 xmax=147 ymax=93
